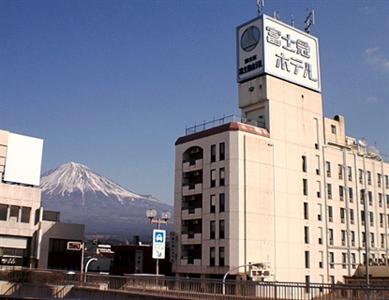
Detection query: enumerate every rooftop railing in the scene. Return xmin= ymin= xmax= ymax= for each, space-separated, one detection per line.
xmin=185 ymin=115 xmax=266 ymax=136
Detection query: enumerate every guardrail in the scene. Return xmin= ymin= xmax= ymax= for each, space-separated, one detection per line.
xmin=2 ymin=269 xmax=389 ymax=299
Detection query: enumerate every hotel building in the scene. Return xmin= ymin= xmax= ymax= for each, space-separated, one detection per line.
xmin=172 ymin=14 xmax=389 ymax=284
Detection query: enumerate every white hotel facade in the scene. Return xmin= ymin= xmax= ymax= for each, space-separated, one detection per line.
xmin=173 ymin=14 xmax=389 ymax=284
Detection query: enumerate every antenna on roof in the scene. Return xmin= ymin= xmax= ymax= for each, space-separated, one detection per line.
xmin=304 ymin=9 xmax=315 ymax=33
xmin=291 ymin=14 xmax=295 ymax=27
xmin=256 ymin=0 xmax=264 ymax=16
xmin=273 ymin=11 xmax=280 ymax=20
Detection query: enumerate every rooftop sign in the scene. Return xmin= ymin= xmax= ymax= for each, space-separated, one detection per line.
xmin=237 ymin=14 xmax=321 ymax=92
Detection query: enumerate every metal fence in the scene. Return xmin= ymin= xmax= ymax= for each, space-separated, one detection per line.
xmin=2 ymin=269 xmax=389 ymax=300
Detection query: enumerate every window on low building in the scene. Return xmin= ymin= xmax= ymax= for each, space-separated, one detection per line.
xmin=21 ymin=207 xmax=31 ymax=223
xmin=219 ymin=220 xmax=225 ymax=239
xmin=210 ymin=169 xmax=216 ymax=187
xmin=0 ymin=204 xmax=7 ymax=221
xmin=219 ymin=247 xmax=225 ymax=266
xmin=10 ymin=206 xmax=19 ymax=222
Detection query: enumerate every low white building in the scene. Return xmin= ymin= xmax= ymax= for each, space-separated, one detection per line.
xmin=0 ymin=129 xmax=84 ymax=270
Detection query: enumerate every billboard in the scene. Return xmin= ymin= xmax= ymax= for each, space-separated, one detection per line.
xmin=3 ymin=133 xmax=43 ymax=186
xmin=152 ymin=229 xmax=166 ymax=260
xmin=237 ymin=14 xmax=321 ymax=92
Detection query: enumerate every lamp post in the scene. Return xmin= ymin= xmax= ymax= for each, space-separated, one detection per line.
xmin=84 ymin=258 xmax=98 ymax=283
xmin=146 ymin=209 xmax=171 ymax=275
xmin=222 ymin=263 xmax=261 ymax=295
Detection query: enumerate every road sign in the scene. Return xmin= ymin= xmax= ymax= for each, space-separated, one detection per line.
xmin=152 ymin=229 xmax=166 ymax=259
xmin=67 ymin=241 xmax=82 ymax=251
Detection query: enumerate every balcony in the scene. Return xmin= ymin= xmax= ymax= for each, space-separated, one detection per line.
xmin=182 ymin=183 xmax=202 ymax=196
xmin=181 ymin=233 xmax=202 ymax=245
xmin=182 ymin=208 xmax=202 ymax=220
xmin=183 ymin=159 xmax=203 ymax=172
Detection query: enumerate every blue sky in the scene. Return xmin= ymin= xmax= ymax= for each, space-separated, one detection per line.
xmin=1 ymin=0 xmax=389 ymax=204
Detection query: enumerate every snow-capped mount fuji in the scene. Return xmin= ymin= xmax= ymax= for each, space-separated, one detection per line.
xmin=41 ymin=162 xmax=172 ymax=237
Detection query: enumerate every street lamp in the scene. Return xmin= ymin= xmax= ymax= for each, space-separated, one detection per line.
xmin=222 ymin=262 xmax=261 ymax=295
xmin=146 ymin=209 xmax=171 ymax=275
xmin=84 ymin=258 xmax=98 ymax=283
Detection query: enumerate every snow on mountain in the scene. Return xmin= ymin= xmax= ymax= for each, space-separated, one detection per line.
xmin=41 ymin=162 xmax=158 ymax=204
xmin=40 ymin=162 xmax=172 ymax=237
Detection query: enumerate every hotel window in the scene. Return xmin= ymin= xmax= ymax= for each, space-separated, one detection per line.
xmin=348 ymin=166 xmax=352 ymax=181
xmin=327 ymin=184 xmax=332 ymax=200
xmin=350 ymin=209 xmax=354 ymax=224
xmin=351 ymin=231 xmax=355 ymax=246
xmin=328 ymin=228 xmax=334 ymax=245
xmin=359 ymin=169 xmax=363 ymax=184
xmin=0 ymin=204 xmax=7 ymax=221
xmin=361 ymin=211 xmax=366 ymax=226
xmin=331 ymin=124 xmax=336 ymax=134
xmin=319 ymin=251 xmax=324 ymax=268
xmin=341 ymin=230 xmax=346 ymax=246
xmin=210 ymin=221 xmax=215 ymax=239
xmin=351 ymin=253 xmax=356 ymax=268
xmin=210 ymin=195 xmax=216 ymax=213
xmin=360 ymin=189 xmax=365 ymax=205
xmin=387 ymin=195 xmax=389 ymax=208
xmin=326 ymin=161 xmax=331 ymax=177
xmin=342 ymin=253 xmax=347 ymax=269
xmin=370 ymin=211 xmax=374 ymax=227
xmin=338 ymin=164 xmax=343 ymax=180
xmin=304 ymin=202 xmax=309 ymax=220
xmin=385 ymin=175 xmax=389 ymax=189
xmin=316 ymin=155 xmax=320 ymax=175
xmin=329 ymin=252 xmax=335 ymax=269
xmin=368 ymin=191 xmax=373 ymax=206
xmin=219 ymin=220 xmax=225 ymax=239
xmin=317 ymin=181 xmax=321 ymax=198
xmin=318 ymin=227 xmax=323 ymax=244
xmin=210 ymin=169 xmax=216 ymax=187
xmin=219 ymin=193 xmax=225 ymax=213
xmin=371 ymin=233 xmax=375 ymax=248
xmin=328 ymin=206 xmax=333 ymax=222
xmin=378 ymin=173 xmax=382 ymax=187
xmin=380 ymin=213 xmax=384 ymax=228
xmin=219 ymin=168 xmax=225 ymax=186
xmin=349 ymin=188 xmax=353 ymax=202
xmin=305 ymin=251 xmax=310 ymax=268
xmin=381 ymin=234 xmax=385 ymax=248
xmin=21 ymin=207 xmax=31 ymax=223
xmin=219 ymin=247 xmax=225 ymax=266
xmin=340 ymin=208 xmax=345 ymax=224
xmin=379 ymin=193 xmax=383 ymax=207
xmin=339 ymin=186 xmax=344 ymax=201
xmin=209 ymin=247 xmax=215 ymax=266
xmin=303 ymin=179 xmax=308 ymax=196
xmin=219 ymin=142 xmax=225 ymax=161
xmin=367 ymin=171 xmax=372 ymax=185
xmin=302 ymin=155 xmax=307 ymax=172
xmin=304 ymin=226 xmax=309 ymax=244
xmin=317 ymin=203 xmax=322 ymax=221
xmin=211 ymin=144 xmax=216 ymax=162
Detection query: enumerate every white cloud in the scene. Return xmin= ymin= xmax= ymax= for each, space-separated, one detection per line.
xmin=365 ymin=47 xmax=389 ymax=71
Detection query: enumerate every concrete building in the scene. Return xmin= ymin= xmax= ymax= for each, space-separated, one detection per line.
xmin=0 ymin=129 xmax=84 ymax=270
xmin=173 ymin=14 xmax=389 ymax=284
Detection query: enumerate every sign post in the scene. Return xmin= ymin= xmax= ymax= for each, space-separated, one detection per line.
xmin=152 ymin=229 xmax=166 ymax=275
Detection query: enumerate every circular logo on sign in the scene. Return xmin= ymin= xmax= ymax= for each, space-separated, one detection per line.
xmin=241 ymin=26 xmax=260 ymax=52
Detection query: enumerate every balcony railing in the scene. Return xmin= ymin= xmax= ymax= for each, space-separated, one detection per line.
xmin=185 ymin=114 xmax=265 ymax=135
